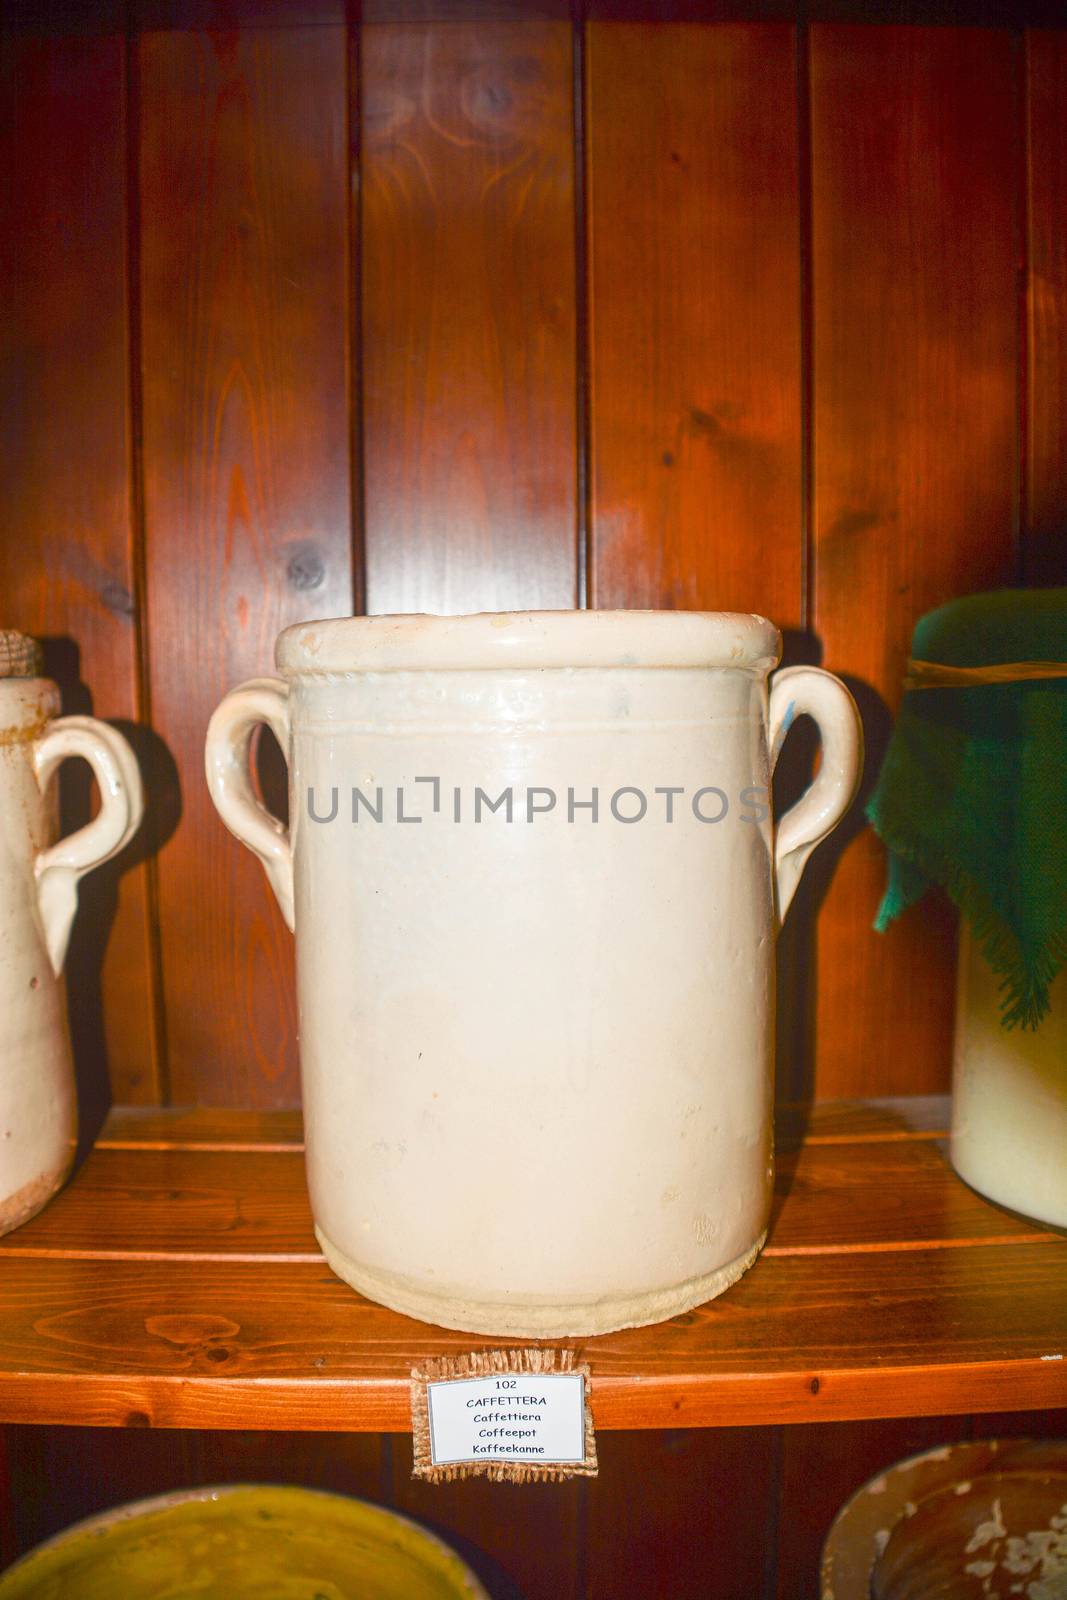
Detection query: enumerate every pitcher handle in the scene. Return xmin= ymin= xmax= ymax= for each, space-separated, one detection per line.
xmin=204 ymin=676 xmax=294 ymax=931
xmin=33 ymin=716 xmax=145 ymax=976
xmin=768 ymin=666 xmax=863 ymax=924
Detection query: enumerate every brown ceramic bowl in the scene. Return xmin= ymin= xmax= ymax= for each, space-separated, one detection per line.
xmin=870 ymin=1468 xmax=1067 ymax=1599
xmin=820 ymin=1439 xmax=1067 ymax=1600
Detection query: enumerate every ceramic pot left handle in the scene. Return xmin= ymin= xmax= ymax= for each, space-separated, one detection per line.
xmin=204 ymin=677 xmax=294 ymax=931
xmin=34 ymin=717 xmax=145 ymax=976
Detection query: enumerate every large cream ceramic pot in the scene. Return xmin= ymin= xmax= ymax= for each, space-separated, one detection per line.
xmin=206 ymin=611 xmax=862 ymax=1335
xmin=0 ymin=635 xmax=143 ymax=1235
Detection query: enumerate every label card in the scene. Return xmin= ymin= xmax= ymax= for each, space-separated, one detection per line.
xmin=410 ymin=1350 xmax=597 ymax=1482
xmin=426 ymin=1372 xmax=585 ymax=1467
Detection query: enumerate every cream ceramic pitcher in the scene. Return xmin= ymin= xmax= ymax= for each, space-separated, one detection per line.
xmin=0 ymin=632 xmax=144 ymax=1235
xmin=206 ymin=611 xmax=862 ymax=1336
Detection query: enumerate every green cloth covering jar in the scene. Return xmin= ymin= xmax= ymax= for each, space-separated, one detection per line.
xmin=867 ymin=587 xmax=1067 ymax=1028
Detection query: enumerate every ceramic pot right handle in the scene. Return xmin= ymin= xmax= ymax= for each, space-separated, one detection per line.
xmin=768 ymin=666 xmax=863 ymax=923
xmin=204 ymin=676 xmax=294 ymax=931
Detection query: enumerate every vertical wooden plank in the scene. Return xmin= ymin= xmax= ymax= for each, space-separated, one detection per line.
xmin=584 ymin=19 xmax=813 ymax=1101
xmin=361 ymin=18 xmax=578 ymax=616
xmin=587 ymin=1429 xmax=780 ymax=1600
xmin=1025 ymin=28 xmax=1067 ymax=585
xmin=586 ymin=22 xmax=803 ymax=626
xmin=775 ymin=1415 xmax=972 ymax=1600
xmin=583 ymin=26 xmax=797 ymax=1582
xmin=810 ymin=25 xmax=1020 ymax=1099
xmin=140 ymin=23 xmax=353 ymax=1106
xmin=390 ymin=1434 xmax=584 ymax=1600
xmin=0 ymin=31 xmax=159 ymax=1107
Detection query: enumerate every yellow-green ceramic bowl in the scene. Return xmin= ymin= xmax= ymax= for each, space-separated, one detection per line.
xmin=0 ymin=1484 xmax=489 ymax=1600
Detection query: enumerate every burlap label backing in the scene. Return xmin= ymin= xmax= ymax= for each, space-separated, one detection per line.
xmin=410 ymin=1348 xmax=598 ymax=1484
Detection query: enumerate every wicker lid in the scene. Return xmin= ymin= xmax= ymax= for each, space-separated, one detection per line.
xmin=0 ymin=631 xmax=44 ymax=679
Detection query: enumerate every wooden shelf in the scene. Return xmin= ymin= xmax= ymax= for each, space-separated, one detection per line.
xmin=0 ymin=1098 xmax=1063 ymax=1434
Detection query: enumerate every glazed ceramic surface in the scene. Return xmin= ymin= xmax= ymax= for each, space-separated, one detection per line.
xmin=871 ymin=1469 xmax=1067 ymax=1599
xmin=821 ymin=1439 xmax=1067 ymax=1600
xmin=952 ymin=927 xmax=1067 ymax=1230
xmin=0 ymin=669 xmax=142 ymax=1235
xmin=206 ymin=611 xmax=862 ymax=1335
xmin=0 ymin=1483 xmax=488 ymax=1599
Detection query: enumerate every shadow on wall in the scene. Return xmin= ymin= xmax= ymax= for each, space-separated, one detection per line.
xmin=37 ymin=637 xmax=180 ymax=1149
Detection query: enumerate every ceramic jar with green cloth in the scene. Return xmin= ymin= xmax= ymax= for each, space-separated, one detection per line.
xmin=867 ymin=588 xmax=1067 ymax=1230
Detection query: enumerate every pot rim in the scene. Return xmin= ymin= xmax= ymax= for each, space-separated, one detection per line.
xmin=0 ymin=1482 xmax=490 ymax=1598
xmin=276 ymin=609 xmax=782 ymax=677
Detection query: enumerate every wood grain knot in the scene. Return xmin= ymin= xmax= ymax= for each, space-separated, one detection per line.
xmin=461 ymin=58 xmax=545 ymax=140
xmin=286 ymin=545 xmax=325 ymax=592
xmin=145 ymin=1313 xmax=240 ymax=1349
xmin=101 ymin=580 xmax=135 ymax=616
xmin=825 ymin=507 xmax=882 ymax=544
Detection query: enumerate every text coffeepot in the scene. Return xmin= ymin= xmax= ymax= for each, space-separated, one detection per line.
xmin=0 ymin=632 xmax=143 ymax=1234
xmin=206 ymin=611 xmax=861 ymax=1336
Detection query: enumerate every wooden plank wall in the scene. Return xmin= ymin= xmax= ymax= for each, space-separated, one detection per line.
xmin=2 ymin=7 xmax=1066 ymax=1599
xmin=0 ymin=27 xmax=158 ymax=1114
xmin=5 ymin=11 xmax=1065 ymax=1113
xmin=5 ymin=9 xmax=1063 ymax=1119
